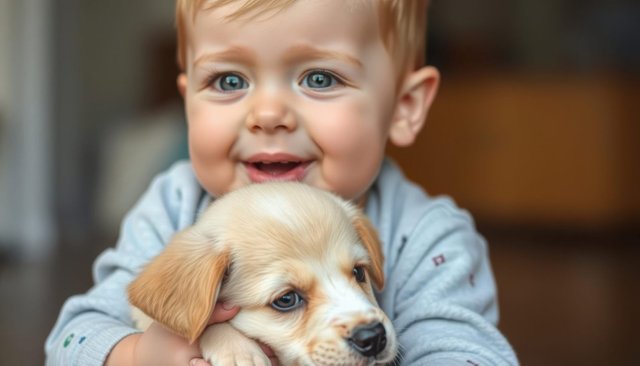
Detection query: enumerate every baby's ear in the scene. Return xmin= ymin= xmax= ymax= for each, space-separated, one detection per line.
xmin=389 ymin=66 xmax=440 ymax=147
xmin=352 ymin=213 xmax=385 ymax=290
xmin=128 ymin=229 xmax=229 ymax=343
xmin=177 ymin=73 xmax=187 ymax=98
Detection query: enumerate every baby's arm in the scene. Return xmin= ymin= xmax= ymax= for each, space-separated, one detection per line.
xmin=45 ymin=162 xmax=208 ymax=366
xmin=385 ymin=202 xmax=519 ymax=365
xmin=45 ymin=263 xmax=140 ymax=366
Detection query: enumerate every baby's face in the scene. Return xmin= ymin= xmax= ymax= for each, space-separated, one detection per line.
xmin=180 ymin=0 xmax=399 ymax=200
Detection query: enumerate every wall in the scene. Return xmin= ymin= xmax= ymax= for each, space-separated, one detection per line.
xmin=0 ymin=0 xmax=13 ymax=251
xmin=0 ymin=0 xmax=56 ymax=260
xmin=53 ymin=0 xmax=176 ymax=239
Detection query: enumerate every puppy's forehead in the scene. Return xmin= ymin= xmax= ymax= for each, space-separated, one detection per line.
xmin=212 ymin=183 xmax=353 ymax=230
xmin=202 ymin=182 xmax=363 ymax=261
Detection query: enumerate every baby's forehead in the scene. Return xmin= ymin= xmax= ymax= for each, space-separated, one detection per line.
xmin=185 ymin=1 xmax=386 ymax=61
xmin=193 ymin=0 xmax=373 ymax=20
xmin=178 ymin=0 xmax=425 ymax=76
xmin=186 ymin=0 xmax=383 ymax=38
xmin=177 ymin=0 xmax=419 ymax=73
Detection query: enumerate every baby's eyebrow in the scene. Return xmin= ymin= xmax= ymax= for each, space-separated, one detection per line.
xmin=283 ymin=45 xmax=363 ymax=69
xmin=193 ymin=46 xmax=257 ymax=68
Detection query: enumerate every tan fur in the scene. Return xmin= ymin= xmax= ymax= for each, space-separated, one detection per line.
xmin=128 ymin=182 xmax=397 ymax=365
xmin=128 ymin=230 xmax=231 ymax=343
xmin=352 ymin=215 xmax=385 ymax=290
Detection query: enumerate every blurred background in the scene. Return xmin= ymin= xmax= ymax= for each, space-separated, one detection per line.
xmin=0 ymin=0 xmax=638 ymax=364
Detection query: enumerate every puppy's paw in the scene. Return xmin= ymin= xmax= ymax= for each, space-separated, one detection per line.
xmin=200 ymin=323 xmax=270 ymax=366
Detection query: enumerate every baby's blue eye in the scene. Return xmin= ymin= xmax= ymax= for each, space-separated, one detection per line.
xmin=302 ymin=71 xmax=338 ymax=89
xmin=214 ymin=73 xmax=248 ymax=91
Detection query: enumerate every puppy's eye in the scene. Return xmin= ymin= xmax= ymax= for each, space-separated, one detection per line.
xmin=271 ymin=291 xmax=304 ymax=312
xmin=353 ymin=266 xmax=366 ymax=283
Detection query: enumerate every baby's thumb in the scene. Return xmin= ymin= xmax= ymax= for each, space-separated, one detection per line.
xmin=208 ymin=301 xmax=240 ymax=324
xmin=190 ymin=358 xmax=212 ymax=366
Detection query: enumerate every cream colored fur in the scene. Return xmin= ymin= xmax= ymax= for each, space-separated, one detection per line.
xmin=128 ymin=182 xmax=397 ymax=365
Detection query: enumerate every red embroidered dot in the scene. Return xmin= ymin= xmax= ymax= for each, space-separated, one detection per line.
xmin=432 ymin=254 xmax=445 ymax=266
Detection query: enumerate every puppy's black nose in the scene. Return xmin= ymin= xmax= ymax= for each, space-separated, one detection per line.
xmin=348 ymin=322 xmax=387 ymax=357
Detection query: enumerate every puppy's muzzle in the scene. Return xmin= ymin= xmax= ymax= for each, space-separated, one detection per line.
xmin=348 ymin=322 xmax=387 ymax=357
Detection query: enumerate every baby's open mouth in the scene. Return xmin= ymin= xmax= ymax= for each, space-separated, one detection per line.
xmin=244 ymin=160 xmax=311 ymax=183
xmin=252 ymin=161 xmax=302 ymax=175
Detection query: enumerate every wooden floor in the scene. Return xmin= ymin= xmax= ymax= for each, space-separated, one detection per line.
xmin=1 ymin=228 xmax=639 ymax=365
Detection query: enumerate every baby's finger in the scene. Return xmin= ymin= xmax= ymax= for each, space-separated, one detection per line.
xmin=258 ymin=342 xmax=279 ymax=366
xmin=190 ymin=358 xmax=212 ymax=366
xmin=208 ymin=302 xmax=240 ymax=324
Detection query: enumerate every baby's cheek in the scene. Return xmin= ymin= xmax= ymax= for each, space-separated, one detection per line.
xmin=315 ymin=110 xmax=378 ymax=154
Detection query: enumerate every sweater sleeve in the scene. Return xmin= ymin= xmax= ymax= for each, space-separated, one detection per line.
xmin=45 ymin=161 xmax=204 ymax=366
xmin=384 ymin=201 xmax=519 ymax=365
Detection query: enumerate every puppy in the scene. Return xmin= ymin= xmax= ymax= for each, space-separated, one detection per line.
xmin=128 ymin=182 xmax=397 ymax=365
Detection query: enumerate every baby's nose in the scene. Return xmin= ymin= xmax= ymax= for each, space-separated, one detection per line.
xmin=347 ymin=322 xmax=387 ymax=357
xmin=246 ymin=97 xmax=296 ymax=133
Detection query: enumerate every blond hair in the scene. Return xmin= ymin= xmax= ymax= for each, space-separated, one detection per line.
xmin=175 ymin=0 xmax=428 ymax=77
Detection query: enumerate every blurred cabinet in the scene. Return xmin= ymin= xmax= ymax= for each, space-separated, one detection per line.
xmin=389 ymin=74 xmax=640 ymax=228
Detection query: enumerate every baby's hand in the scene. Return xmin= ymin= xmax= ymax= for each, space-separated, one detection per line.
xmin=105 ymin=302 xmax=239 ymax=366
xmin=134 ymin=321 xmax=206 ymax=366
xmin=191 ymin=302 xmax=242 ymax=365
xmin=200 ymin=322 xmax=269 ymax=366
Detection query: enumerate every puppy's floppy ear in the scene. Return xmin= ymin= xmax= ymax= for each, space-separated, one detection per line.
xmin=128 ymin=229 xmax=229 ymax=343
xmin=352 ymin=213 xmax=385 ymax=290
